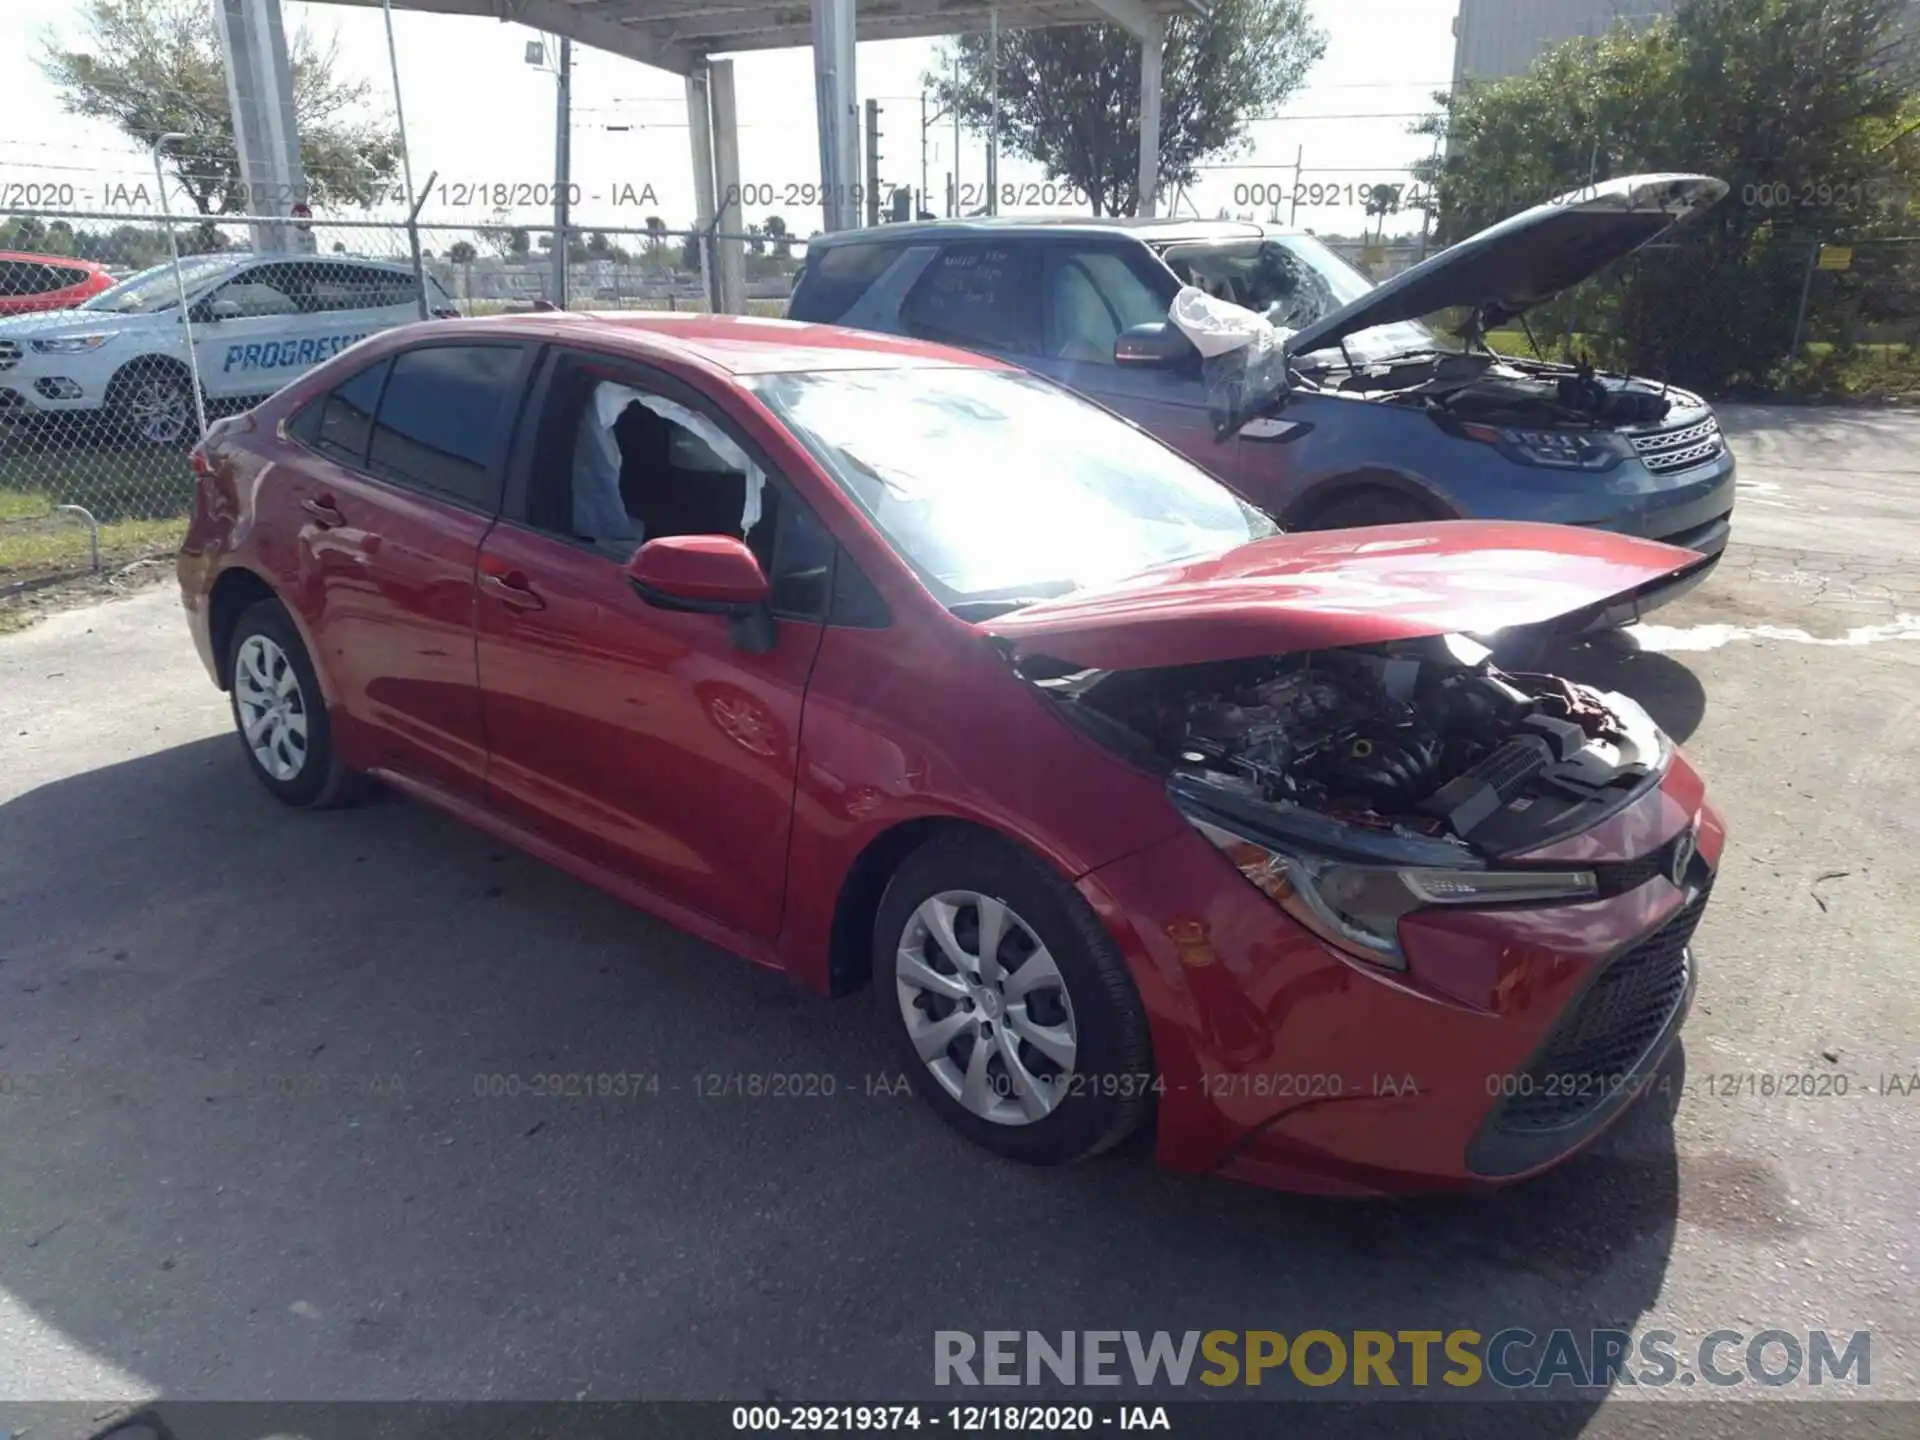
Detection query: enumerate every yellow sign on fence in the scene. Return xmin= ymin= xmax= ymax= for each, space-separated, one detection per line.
xmin=1817 ymin=245 xmax=1853 ymax=271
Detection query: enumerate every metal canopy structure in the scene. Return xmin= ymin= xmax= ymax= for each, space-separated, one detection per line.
xmin=265 ymin=0 xmax=1197 ymax=309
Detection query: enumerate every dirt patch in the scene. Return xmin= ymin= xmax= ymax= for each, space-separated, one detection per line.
xmin=0 ymin=553 xmax=179 ymax=634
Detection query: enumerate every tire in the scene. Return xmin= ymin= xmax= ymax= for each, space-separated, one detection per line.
xmin=1294 ymin=488 xmax=1438 ymax=531
xmin=104 ymin=360 xmax=198 ymax=449
xmin=874 ymin=832 xmax=1155 ymax=1165
xmin=226 ymin=599 xmax=359 ymax=808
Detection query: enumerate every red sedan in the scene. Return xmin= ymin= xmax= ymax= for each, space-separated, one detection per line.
xmin=0 ymin=252 xmax=116 ymax=315
xmin=178 ymin=314 xmax=1723 ymax=1194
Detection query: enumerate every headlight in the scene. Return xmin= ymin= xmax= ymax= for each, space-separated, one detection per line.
xmin=1186 ymin=817 xmax=1596 ymax=969
xmin=1455 ymin=421 xmax=1633 ymax=471
xmin=29 ymin=333 xmax=116 ymax=354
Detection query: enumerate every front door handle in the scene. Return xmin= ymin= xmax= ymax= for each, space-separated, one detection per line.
xmin=301 ymin=495 xmax=346 ymax=527
xmin=477 ymin=560 xmax=545 ymax=611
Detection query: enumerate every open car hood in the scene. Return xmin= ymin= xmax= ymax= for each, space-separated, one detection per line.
xmin=1283 ymin=173 xmax=1728 ymax=359
xmin=983 ymin=521 xmax=1704 ymax=671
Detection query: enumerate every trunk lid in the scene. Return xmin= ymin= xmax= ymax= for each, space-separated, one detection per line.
xmin=983 ymin=520 xmax=1703 ymax=670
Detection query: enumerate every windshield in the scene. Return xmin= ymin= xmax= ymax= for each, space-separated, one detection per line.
xmin=82 ymin=255 xmax=233 ymax=315
xmin=1159 ymin=234 xmax=1435 ymax=366
xmin=748 ymin=366 xmax=1277 ymax=614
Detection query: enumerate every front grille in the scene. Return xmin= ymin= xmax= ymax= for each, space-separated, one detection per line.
xmin=0 ymin=341 xmax=20 ymax=372
xmin=1494 ymin=883 xmax=1708 ymax=1133
xmin=1630 ymin=415 xmax=1726 ymax=473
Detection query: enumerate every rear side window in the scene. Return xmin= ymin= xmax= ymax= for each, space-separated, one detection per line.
xmin=0 ymin=263 xmax=61 ymax=297
xmin=787 ymin=243 xmax=904 ymax=321
xmin=366 ymin=344 xmax=525 ymax=510
xmin=300 ymin=358 xmax=392 ymax=466
xmin=899 ymin=243 xmax=1040 ymax=355
xmin=56 ymin=266 xmax=93 ymax=289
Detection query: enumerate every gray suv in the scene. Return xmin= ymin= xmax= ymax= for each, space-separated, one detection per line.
xmin=788 ymin=174 xmax=1735 ymax=625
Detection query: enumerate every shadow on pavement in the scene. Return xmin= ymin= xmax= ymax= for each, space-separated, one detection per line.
xmin=0 ymin=734 xmax=1680 ymax=1426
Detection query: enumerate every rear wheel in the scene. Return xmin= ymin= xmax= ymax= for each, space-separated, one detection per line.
xmin=226 ymin=599 xmax=359 ymax=808
xmin=875 ymin=833 xmax=1155 ymax=1165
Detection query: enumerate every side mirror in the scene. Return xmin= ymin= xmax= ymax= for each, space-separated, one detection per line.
xmin=627 ymin=534 xmax=775 ymax=652
xmin=205 ymin=298 xmax=243 ymax=322
xmin=1114 ymin=320 xmax=1199 ymax=370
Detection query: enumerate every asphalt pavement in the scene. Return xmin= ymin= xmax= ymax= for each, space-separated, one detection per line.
xmin=1 ymin=404 xmax=1917 ymax=1436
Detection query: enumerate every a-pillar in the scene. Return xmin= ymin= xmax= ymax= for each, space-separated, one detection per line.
xmin=212 ymin=0 xmax=313 ymax=253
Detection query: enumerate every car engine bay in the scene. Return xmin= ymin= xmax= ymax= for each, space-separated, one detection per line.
xmin=1326 ymin=351 xmax=1686 ymax=430
xmin=1045 ymin=635 xmax=1668 ymax=859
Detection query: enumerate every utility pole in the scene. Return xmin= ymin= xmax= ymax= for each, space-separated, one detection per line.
xmin=865 ymin=98 xmax=882 ymax=226
xmin=1287 ymin=144 xmax=1304 ymax=227
xmin=552 ymin=35 xmax=572 ymax=307
xmin=920 ymin=91 xmax=929 ymax=220
xmin=952 ymin=53 xmax=962 ymax=215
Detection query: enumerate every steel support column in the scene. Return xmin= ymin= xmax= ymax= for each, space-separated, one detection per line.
xmin=685 ymin=65 xmax=719 ymax=308
xmin=213 ymin=0 xmax=313 ymax=253
xmin=1136 ymin=14 xmax=1164 ymax=218
xmin=810 ymin=0 xmax=860 ymax=231
xmin=710 ymin=59 xmax=747 ymax=314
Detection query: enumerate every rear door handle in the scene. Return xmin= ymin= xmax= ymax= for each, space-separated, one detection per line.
xmin=301 ymin=495 xmax=346 ymax=527
xmin=477 ymin=565 xmax=545 ymax=611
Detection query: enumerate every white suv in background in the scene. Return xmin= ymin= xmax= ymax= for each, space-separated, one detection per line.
xmin=0 ymin=253 xmax=458 ymax=445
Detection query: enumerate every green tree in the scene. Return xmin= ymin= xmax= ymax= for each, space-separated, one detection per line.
xmin=928 ymin=0 xmax=1324 ymax=217
xmin=680 ymin=228 xmax=702 ymax=273
xmin=1412 ymin=0 xmax=1920 ymax=390
xmin=764 ymin=213 xmax=791 ymax=259
xmin=1363 ymin=182 xmax=1402 ymax=241
xmin=643 ymin=215 xmax=667 ymax=253
xmin=42 ymin=0 xmax=401 ymax=220
xmin=447 ymin=240 xmax=477 ymax=265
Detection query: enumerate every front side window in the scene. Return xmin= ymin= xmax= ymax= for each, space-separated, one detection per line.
xmin=1043 ymin=249 xmax=1174 ymax=364
xmin=204 ymin=263 xmax=302 ymax=318
xmin=525 ymin=354 xmax=833 ymax=619
xmin=898 ymin=244 xmax=1040 ymax=355
xmin=749 ymin=365 xmax=1274 ymax=614
xmin=366 ymin=344 xmax=525 ymax=509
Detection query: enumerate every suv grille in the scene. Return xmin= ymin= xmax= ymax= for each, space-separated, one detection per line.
xmin=1630 ymin=415 xmax=1725 ymax=473
xmin=1494 ymin=884 xmax=1708 ymax=1133
xmin=0 ymin=341 xmax=20 ymax=372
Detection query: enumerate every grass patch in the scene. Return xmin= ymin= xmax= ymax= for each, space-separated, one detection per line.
xmin=0 ymin=436 xmax=192 ymax=587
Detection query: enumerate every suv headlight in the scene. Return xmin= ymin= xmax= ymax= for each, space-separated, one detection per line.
xmin=29 ymin=333 xmax=117 ymax=354
xmin=1455 ymin=421 xmax=1633 ymax=472
xmin=1185 ymin=816 xmax=1596 ymax=969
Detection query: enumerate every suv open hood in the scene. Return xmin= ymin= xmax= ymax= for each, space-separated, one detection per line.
xmin=983 ymin=521 xmax=1703 ymax=670
xmin=1284 ymin=173 xmax=1728 ymax=359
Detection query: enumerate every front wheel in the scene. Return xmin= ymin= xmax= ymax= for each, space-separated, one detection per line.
xmin=874 ymin=833 xmax=1155 ymax=1165
xmin=104 ymin=362 xmax=199 ymax=448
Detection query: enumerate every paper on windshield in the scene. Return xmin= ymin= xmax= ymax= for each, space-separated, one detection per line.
xmin=1167 ymin=284 xmax=1296 ymax=444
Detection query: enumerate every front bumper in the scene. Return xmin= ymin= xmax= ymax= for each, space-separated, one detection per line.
xmin=1078 ymin=751 xmax=1723 ymax=1195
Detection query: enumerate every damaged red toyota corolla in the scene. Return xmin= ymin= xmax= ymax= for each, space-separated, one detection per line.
xmin=178 ymin=314 xmax=1723 ymax=1195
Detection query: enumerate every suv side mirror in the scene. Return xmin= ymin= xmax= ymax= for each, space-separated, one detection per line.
xmin=202 ymin=298 xmax=243 ymax=322
xmin=627 ymin=534 xmax=776 ymax=653
xmin=1115 ymin=321 xmax=1199 ymax=370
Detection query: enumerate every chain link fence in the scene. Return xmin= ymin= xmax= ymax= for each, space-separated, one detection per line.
xmin=0 ymin=213 xmax=804 ymax=593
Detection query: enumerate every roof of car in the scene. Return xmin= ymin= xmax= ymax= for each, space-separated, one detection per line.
xmin=0 ymin=251 xmax=112 ymax=269
xmin=803 ymin=215 xmax=1285 ymax=249
xmin=454 ymin=311 xmax=1010 ymax=377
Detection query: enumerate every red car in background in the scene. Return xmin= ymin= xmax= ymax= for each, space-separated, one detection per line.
xmin=0 ymin=252 xmax=116 ymax=315
xmin=177 ymin=313 xmax=1723 ymax=1195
